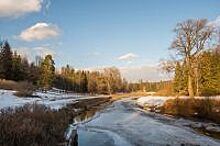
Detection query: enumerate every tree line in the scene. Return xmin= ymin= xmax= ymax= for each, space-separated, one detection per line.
xmin=0 ymin=40 xmax=170 ymax=94
xmin=0 ymin=41 xmax=40 ymax=84
xmin=1 ymin=40 xmax=168 ymax=94
xmin=53 ymin=65 xmax=129 ymax=94
xmin=0 ymin=40 xmax=57 ymax=90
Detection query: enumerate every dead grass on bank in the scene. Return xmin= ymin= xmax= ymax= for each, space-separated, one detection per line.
xmin=13 ymin=81 xmax=36 ymax=97
xmin=0 ymin=104 xmax=75 ymax=146
xmin=155 ymin=83 xmax=175 ymax=96
xmin=111 ymin=91 xmax=154 ymax=100
xmin=0 ymin=80 xmax=20 ymax=90
xmin=0 ymin=80 xmax=36 ymax=97
xmin=161 ymin=98 xmax=220 ymax=124
xmin=0 ymin=97 xmax=111 ymax=146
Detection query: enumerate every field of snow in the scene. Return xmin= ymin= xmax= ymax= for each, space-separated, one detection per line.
xmin=0 ymin=89 xmax=102 ymax=110
xmin=0 ymin=90 xmax=41 ymax=109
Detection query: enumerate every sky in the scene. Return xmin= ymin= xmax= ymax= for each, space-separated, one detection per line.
xmin=0 ymin=0 xmax=220 ymax=82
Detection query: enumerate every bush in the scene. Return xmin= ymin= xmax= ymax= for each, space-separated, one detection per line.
xmin=0 ymin=104 xmax=75 ymax=146
xmin=13 ymin=81 xmax=35 ymax=97
xmin=156 ymin=83 xmax=174 ymax=96
xmin=0 ymin=79 xmax=19 ymax=90
xmin=161 ymin=98 xmax=220 ymax=123
xmin=0 ymin=80 xmax=35 ymax=97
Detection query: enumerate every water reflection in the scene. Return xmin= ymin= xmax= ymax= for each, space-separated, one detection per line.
xmin=73 ymin=110 xmax=97 ymax=124
xmin=65 ymin=110 xmax=98 ymax=146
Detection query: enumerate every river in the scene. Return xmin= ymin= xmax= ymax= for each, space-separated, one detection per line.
xmin=72 ymin=98 xmax=220 ymax=146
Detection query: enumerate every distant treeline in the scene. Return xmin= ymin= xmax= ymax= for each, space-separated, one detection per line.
xmin=0 ymin=40 xmax=169 ymax=94
xmin=128 ymin=80 xmax=171 ymax=92
xmin=54 ymin=65 xmax=128 ymax=94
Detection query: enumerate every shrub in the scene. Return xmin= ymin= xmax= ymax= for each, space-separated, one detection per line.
xmin=156 ymin=83 xmax=175 ymax=96
xmin=13 ymin=81 xmax=35 ymax=97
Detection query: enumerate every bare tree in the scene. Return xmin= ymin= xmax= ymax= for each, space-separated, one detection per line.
xmin=170 ymin=19 xmax=213 ymax=97
xmin=103 ymin=67 xmax=122 ymax=94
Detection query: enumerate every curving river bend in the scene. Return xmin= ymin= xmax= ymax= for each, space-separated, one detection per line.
xmin=73 ymin=98 xmax=220 ymax=146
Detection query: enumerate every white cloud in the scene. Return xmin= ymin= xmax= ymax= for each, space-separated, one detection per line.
xmin=118 ymin=53 xmax=138 ymax=61
xmin=19 ymin=22 xmax=60 ymax=41
xmin=0 ymin=0 xmax=42 ymax=18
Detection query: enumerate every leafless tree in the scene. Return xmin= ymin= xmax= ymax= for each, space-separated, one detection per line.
xmin=170 ymin=19 xmax=213 ymax=97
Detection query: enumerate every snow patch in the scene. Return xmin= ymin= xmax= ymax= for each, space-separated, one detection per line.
xmin=136 ymin=96 xmax=174 ymax=107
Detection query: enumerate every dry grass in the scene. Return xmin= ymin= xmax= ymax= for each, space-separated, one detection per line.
xmin=13 ymin=81 xmax=35 ymax=97
xmin=161 ymin=98 xmax=220 ymax=123
xmin=0 ymin=97 xmax=111 ymax=146
xmin=0 ymin=104 xmax=75 ymax=146
xmin=0 ymin=80 xmax=35 ymax=97
xmin=155 ymin=83 xmax=175 ymax=96
xmin=111 ymin=91 xmax=154 ymax=100
xmin=0 ymin=79 xmax=20 ymax=90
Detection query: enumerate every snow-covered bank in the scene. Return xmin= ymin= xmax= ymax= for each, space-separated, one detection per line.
xmin=137 ymin=96 xmax=174 ymax=107
xmin=0 ymin=90 xmax=40 ymax=109
xmin=0 ymin=89 xmax=105 ymax=110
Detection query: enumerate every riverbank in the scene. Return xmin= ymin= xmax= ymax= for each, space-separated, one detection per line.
xmin=0 ymin=94 xmax=111 ymax=146
xmin=134 ymin=96 xmax=220 ymax=140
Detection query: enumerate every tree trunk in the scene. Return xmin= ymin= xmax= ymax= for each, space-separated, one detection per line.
xmin=195 ymin=67 xmax=199 ymax=96
xmin=188 ymin=73 xmax=194 ymax=98
xmin=186 ymin=56 xmax=194 ymax=98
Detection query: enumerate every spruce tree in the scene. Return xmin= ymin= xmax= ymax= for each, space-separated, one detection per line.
xmin=0 ymin=41 xmax=13 ymax=80
xmin=38 ymin=55 xmax=55 ymax=89
xmin=173 ymin=62 xmax=187 ymax=95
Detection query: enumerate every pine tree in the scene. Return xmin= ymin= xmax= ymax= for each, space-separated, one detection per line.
xmin=198 ymin=49 xmax=220 ymax=95
xmin=38 ymin=55 xmax=55 ymax=89
xmin=11 ymin=51 xmax=23 ymax=81
xmin=173 ymin=62 xmax=187 ymax=95
xmin=0 ymin=41 xmax=13 ymax=80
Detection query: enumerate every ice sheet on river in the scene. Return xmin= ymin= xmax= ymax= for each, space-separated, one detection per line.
xmin=78 ymin=99 xmax=220 ymax=146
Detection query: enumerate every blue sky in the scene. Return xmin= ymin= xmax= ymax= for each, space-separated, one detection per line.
xmin=0 ymin=0 xmax=220 ymax=81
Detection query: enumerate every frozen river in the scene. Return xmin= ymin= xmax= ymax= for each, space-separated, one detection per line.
xmin=76 ymin=99 xmax=220 ymax=146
